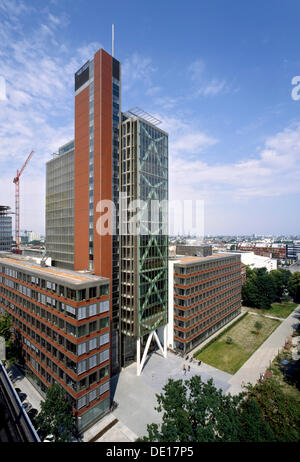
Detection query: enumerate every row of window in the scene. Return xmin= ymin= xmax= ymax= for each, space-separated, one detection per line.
xmin=175 ymin=302 xmax=241 ymax=340
xmin=78 ymin=381 xmax=109 ymax=410
xmin=175 ymin=257 xmax=239 ymax=275
xmin=24 ymin=347 xmax=109 ymax=402
xmin=174 ymin=269 xmax=240 ymax=296
xmin=174 ymin=264 xmax=240 ymax=286
xmin=0 ymin=277 xmax=109 ymax=320
xmin=174 ymin=277 xmax=241 ymax=308
xmin=0 ymin=265 xmax=109 ymax=301
xmin=10 ymin=307 xmax=109 ymax=374
xmin=175 ymin=309 xmax=241 ymax=353
xmin=174 ymin=292 xmax=241 ymax=329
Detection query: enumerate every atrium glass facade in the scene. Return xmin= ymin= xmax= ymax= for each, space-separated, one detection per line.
xmin=120 ymin=115 xmax=168 ymax=367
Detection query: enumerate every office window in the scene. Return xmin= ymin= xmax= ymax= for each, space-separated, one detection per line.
xmin=89 ymin=388 xmax=97 ymax=403
xmin=89 ymin=303 xmax=97 ymax=317
xmin=78 ymin=306 xmax=86 ymax=320
xmin=78 ymin=395 xmax=86 ymax=409
xmin=99 ymin=349 xmax=109 ymax=364
xmin=100 ymin=300 xmax=109 ymax=313
xmin=89 ymin=337 xmax=97 ymax=351
xmin=78 ymin=360 xmax=86 ymax=374
xmin=78 ymin=342 xmax=86 ymax=356
xmin=100 ymin=317 xmax=109 ymax=329
xmin=99 ymin=381 xmax=109 ymax=395
xmin=89 ymin=354 xmax=97 ymax=369
xmin=100 ymin=333 xmax=109 ymax=346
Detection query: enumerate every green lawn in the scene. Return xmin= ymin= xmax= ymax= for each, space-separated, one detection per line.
xmin=195 ymin=313 xmax=281 ymax=375
xmin=244 ymin=301 xmax=298 ymax=319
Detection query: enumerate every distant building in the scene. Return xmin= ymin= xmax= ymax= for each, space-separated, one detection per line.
xmin=237 ymin=243 xmax=287 ymax=260
xmin=28 ymin=232 xmax=41 ymax=243
xmin=175 ymin=244 xmax=212 ymax=258
xmin=287 ymin=243 xmax=300 ymax=261
xmin=0 ymin=206 xmax=12 ymax=252
xmin=168 ymin=254 xmax=242 ymax=354
xmin=229 ymin=251 xmax=277 ymax=272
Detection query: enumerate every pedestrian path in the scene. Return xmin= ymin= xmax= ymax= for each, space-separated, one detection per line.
xmin=226 ymin=304 xmax=300 ymax=395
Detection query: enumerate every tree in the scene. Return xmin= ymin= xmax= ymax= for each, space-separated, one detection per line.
xmin=254 ymin=320 xmax=263 ymax=334
xmin=242 ymin=267 xmax=277 ymax=310
xmin=139 ymin=376 xmax=274 ymax=442
xmin=269 ymin=269 xmax=291 ymax=301
xmin=35 ymin=384 xmax=75 ymax=442
xmin=246 ymin=379 xmax=300 ymax=442
xmin=288 ymin=272 xmax=300 ymax=303
xmin=0 ymin=312 xmax=12 ymax=341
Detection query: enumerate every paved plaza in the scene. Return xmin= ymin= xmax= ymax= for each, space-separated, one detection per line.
xmin=97 ymin=350 xmax=233 ymax=442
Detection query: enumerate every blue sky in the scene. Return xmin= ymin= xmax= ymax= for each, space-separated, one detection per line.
xmin=0 ymin=0 xmax=300 ymax=236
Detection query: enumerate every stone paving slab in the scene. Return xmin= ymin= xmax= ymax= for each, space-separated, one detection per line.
xmin=82 ymin=412 xmax=117 ymax=442
xmin=97 ymin=420 xmax=138 ymax=442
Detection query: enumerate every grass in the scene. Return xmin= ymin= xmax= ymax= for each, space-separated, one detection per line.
xmin=195 ymin=313 xmax=281 ymax=374
xmin=243 ymin=300 xmax=298 ymax=319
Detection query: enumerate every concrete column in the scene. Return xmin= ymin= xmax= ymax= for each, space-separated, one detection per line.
xmin=136 ymin=337 xmax=141 ymax=376
xmin=163 ymin=324 xmax=167 ymax=358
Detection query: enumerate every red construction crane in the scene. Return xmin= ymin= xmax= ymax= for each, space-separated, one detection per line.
xmin=13 ymin=150 xmax=34 ymax=254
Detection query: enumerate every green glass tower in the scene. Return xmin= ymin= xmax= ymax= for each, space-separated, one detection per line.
xmin=119 ymin=110 xmax=168 ymax=374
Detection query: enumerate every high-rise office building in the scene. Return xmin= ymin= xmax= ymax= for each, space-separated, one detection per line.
xmin=46 ymin=49 xmax=169 ymax=378
xmin=46 ymin=141 xmax=75 ymax=269
xmin=0 ymin=206 xmax=12 ymax=252
xmin=46 ymin=50 xmax=121 ymax=373
xmin=119 ymin=111 xmax=168 ymax=374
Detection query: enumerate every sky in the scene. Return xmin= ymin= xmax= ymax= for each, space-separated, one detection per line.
xmin=0 ymin=0 xmax=300 ymax=236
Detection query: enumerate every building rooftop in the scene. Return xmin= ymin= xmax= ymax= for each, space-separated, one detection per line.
xmin=175 ymin=253 xmax=237 ymax=265
xmin=0 ymin=253 xmax=109 ymax=287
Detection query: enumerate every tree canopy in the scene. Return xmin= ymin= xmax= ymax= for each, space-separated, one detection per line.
xmin=0 ymin=312 xmax=12 ymax=341
xmin=288 ymin=272 xmax=300 ymax=303
xmin=246 ymin=379 xmax=300 ymax=442
xmin=242 ymin=267 xmax=299 ymax=310
xmin=139 ymin=376 xmax=275 ymax=442
xmin=35 ymin=383 xmax=75 ymax=442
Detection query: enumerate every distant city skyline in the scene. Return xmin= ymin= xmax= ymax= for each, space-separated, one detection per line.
xmin=0 ymin=0 xmax=300 ymax=235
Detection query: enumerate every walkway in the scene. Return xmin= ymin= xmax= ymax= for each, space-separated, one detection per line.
xmin=226 ymin=304 xmax=300 ymax=395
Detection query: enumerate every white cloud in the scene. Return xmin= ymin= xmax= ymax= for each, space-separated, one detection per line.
xmin=169 ymin=122 xmax=300 ymax=204
xmin=188 ymin=58 xmax=228 ymax=97
xmin=122 ymin=53 xmax=156 ymax=92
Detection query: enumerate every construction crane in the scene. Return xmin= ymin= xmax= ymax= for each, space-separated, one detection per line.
xmin=13 ymin=150 xmax=34 ymax=254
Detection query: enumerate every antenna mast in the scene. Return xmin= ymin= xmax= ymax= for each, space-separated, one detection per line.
xmin=112 ymin=24 xmax=114 ymax=57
